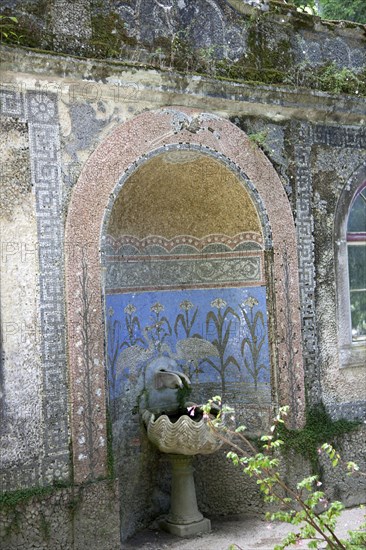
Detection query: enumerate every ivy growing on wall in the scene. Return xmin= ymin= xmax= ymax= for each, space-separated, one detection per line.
xmin=276 ymin=403 xmax=360 ymax=472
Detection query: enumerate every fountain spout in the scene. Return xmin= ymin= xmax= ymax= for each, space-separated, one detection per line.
xmin=154 ymin=369 xmax=191 ymax=390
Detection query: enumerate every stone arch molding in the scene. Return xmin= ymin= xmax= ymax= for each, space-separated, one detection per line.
xmin=65 ymin=108 xmax=305 ymax=483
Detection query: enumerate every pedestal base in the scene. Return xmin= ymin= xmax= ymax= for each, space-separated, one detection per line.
xmin=161 ymin=454 xmax=211 ymax=537
xmin=160 ymin=517 xmax=211 ymax=537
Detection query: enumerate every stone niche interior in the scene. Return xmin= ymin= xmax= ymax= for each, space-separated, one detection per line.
xmin=103 ymin=148 xmax=273 ymax=538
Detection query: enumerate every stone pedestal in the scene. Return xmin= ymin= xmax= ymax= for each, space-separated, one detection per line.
xmin=160 ymin=454 xmax=211 ymax=537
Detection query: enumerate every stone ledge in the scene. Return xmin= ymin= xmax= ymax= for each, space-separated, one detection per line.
xmin=1 ymin=47 xmax=365 ymax=126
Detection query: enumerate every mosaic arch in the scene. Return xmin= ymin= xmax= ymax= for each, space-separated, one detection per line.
xmin=103 ymin=146 xmax=272 ymax=445
xmin=65 ymin=108 xmax=305 ymax=483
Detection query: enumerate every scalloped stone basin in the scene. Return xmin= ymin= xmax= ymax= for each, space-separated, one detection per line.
xmin=144 ymin=412 xmax=223 ymax=455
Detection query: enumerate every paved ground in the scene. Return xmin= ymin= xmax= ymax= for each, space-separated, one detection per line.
xmin=123 ymin=507 xmax=365 ymax=549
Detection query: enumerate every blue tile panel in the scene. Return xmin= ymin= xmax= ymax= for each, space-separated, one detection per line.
xmin=106 ymin=286 xmax=270 ymax=401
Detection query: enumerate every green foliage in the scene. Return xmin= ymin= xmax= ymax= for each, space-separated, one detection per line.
xmin=0 ymin=4 xmax=53 ymax=50
xmin=316 ymin=64 xmax=365 ymax=95
xmin=277 ymin=403 xmax=360 ymax=471
xmin=248 ymin=131 xmax=268 ymax=148
xmin=291 ymin=1 xmax=318 ymax=16
xmin=283 ymin=61 xmax=366 ymax=96
xmin=210 ymin=58 xmax=365 ymax=97
xmin=170 ymin=30 xmax=198 ymax=73
xmin=205 ymin=400 xmax=365 ymax=550
xmin=289 ymin=0 xmax=366 ymax=23
xmin=321 ymin=0 xmax=366 ymax=24
xmin=0 ymin=15 xmax=23 ymax=45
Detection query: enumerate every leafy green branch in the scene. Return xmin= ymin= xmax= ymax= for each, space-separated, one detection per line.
xmin=202 ymin=400 xmax=366 ymax=550
xmin=0 ymin=15 xmax=23 ymax=45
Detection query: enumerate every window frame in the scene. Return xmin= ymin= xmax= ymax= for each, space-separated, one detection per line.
xmin=335 ymin=165 xmax=366 ymax=369
xmin=347 ymin=183 xmax=366 ymax=342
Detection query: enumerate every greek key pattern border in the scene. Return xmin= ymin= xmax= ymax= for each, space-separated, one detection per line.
xmin=294 ymin=122 xmax=320 ymax=402
xmin=294 ymin=122 xmax=365 ymax=404
xmin=27 ymin=90 xmax=70 ymax=483
xmin=0 ymin=89 xmax=69 ymax=489
xmin=327 ymin=401 xmax=366 ymax=422
xmin=0 ymin=89 xmax=26 ymax=119
xmin=312 ymin=124 xmax=366 ymax=149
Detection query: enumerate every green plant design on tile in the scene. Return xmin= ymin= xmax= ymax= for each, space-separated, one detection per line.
xmin=174 ymin=300 xmax=200 ymax=339
xmin=240 ymin=297 xmax=267 ymax=389
xmin=205 ymin=298 xmax=241 ymax=394
xmin=149 ymin=302 xmax=172 ymax=352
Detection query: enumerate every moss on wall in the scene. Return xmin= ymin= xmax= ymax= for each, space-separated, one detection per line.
xmin=0 ymin=1 xmax=53 ymax=49
xmin=0 ymin=485 xmax=63 ymax=510
xmin=89 ymin=12 xmax=137 ymax=58
xmin=0 ymin=479 xmax=120 ymax=549
xmin=1 ymin=1 xmax=365 ymax=96
xmin=277 ymin=403 xmax=360 ymax=472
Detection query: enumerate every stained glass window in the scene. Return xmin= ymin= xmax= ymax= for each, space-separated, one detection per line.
xmin=347 ymin=184 xmax=366 ymax=341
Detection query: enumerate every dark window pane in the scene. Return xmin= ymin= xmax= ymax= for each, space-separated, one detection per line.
xmin=350 ymin=290 xmax=366 ymax=340
xmin=348 ymin=245 xmax=366 ymax=290
xmin=348 ymin=191 xmax=366 ymax=233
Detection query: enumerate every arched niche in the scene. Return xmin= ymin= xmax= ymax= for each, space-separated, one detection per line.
xmin=104 ymin=146 xmax=277 ymax=538
xmin=65 ymin=108 xmax=305 ymax=493
xmin=104 ymin=146 xmax=271 ymax=407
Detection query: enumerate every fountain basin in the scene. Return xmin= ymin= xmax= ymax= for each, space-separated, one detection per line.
xmin=143 ymin=409 xmax=224 ymax=537
xmin=143 ymin=411 xmax=223 ymax=455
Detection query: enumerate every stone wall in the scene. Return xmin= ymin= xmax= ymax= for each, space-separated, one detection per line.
xmin=0 ymin=116 xmax=45 ymax=490
xmin=0 ymin=0 xmax=365 ymax=544
xmin=1 ymin=0 xmax=365 ymax=95
xmin=0 ymin=479 xmax=120 ymax=550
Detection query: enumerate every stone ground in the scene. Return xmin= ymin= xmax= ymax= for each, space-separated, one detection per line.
xmin=123 ymin=507 xmax=365 ymax=549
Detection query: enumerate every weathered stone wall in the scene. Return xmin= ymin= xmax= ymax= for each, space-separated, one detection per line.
xmin=1 ymin=0 xmax=365 ymax=95
xmin=0 ymin=0 xmax=365 ymax=544
xmin=0 ymin=479 xmax=120 ymax=550
xmin=0 ymin=116 xmax=44 ymax=490
xmin=319 ymin=425 xmax=366 ymax=508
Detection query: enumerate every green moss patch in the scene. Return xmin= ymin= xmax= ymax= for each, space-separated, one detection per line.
xmin=89 ymin=12 xmax=136 ymax=58
xmin=0 ymin=485 xmax=61 ymax=510
xmin=277 ymin=403 xmax=360 ymax=472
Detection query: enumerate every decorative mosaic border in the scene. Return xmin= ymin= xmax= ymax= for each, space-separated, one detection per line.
xmin=105 ymin=232 xmax=264 ymax=253
xmin=27 ymin=91 xmax=69 ymax=483
xmin=105 ymin=231 xmax=265 ymax=292
xmin=0 ymin=89 xmax=69 ymax=489
xmin=327 ymin=400 xmax=366 ymax=422
xmin=293 ymin=122 xmax=321 ymax=404
xmin=0 ymin=89 xmax=26 ymax=120
xmin=294 ymin=122 xmax=366 ymax=404
xmin=66 ymin=109 xmax=306 ymax=481
xmin=105 ymin=252 xmax=264 ymax=292
xmin=312 ymin=125 xmax=366 ymax=149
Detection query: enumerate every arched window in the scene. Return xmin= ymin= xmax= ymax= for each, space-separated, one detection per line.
xmin=335 ymin=167 xmax=366 ymax=369
xmin=347 ymin=184 xmax=366 ymax=341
